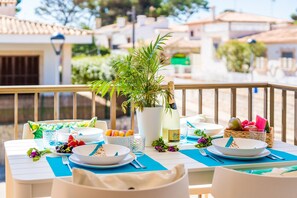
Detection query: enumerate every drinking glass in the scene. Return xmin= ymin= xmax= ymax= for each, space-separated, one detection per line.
xmin=179 ymin=121 xmax=188 ymax=144
xmin=249 ymin=129 xmax=266 ymax=142
xmin=43 ymin=130 xmax=57 ymax=148
xmin=130 ymin=134 xmax=145 ymax=157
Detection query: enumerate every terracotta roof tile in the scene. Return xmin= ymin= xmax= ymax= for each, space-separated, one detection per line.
xmin=239 ymin=25 xmax=297 ymax=44
xmin=0 ymin=15 xmax=92 ymax=36
xmin=187 ymin=11 xmax=289 ymax=25
xmin=0 ymin=0 xmax=16 ymax=3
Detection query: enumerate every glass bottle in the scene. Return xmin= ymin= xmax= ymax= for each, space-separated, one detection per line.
xmin=162 ymin=81 xmax=180 ymax=143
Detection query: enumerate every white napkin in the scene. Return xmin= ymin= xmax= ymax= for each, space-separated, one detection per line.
xmin=72 ymin=164 xmax=185 ymax=190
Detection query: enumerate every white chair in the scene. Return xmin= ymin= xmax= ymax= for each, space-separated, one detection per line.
xmin=51 ymin=169 xmax=190 ymax=198
xmin=22 ymin=119 xmax=108 ymax=139
xmin=211 ymin=166 xmax=297 ymax=198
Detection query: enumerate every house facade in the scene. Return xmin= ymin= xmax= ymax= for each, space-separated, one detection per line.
xmin=186 ymin=11 xmax=290 ymax=76
xmin=0 ymin=0 xmax=92 ymax=86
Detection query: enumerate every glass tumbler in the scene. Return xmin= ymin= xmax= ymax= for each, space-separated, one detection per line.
xmin=130 ymin=134 xmax=145 ymax=157
xmin=249 ymin=129 xmax=266 ymax=142
xmin=43 ymin=130 xmax=57 ymax=148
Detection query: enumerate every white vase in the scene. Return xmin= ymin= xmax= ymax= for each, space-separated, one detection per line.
xmin=136 ymin=106 xmax=163 ymax=146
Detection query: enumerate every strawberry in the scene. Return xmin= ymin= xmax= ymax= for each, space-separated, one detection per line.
xmin=68 ymin=140 xmax=78 ymax=147
xmin=68 ymin=135 xmax=74 ymax=143
xmin=78 ymin=140 xmax=86 ymax=146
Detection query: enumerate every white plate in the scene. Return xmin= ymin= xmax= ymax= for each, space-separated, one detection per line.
xmin=187 ymin=130 xmax=224 ymax=139
xmin=207 ymin=146 xmax=271 ymax=160
xmin=69 ymin=153 xmax=135 ymax=169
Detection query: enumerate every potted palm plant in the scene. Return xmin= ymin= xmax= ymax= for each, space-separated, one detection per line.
xmin=91 ymin=33 xmax=171 ymax=146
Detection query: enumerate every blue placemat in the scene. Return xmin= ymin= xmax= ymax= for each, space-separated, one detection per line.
xmin=180 ymin=148 xmax=297 ymax=167
xmin=46 ymin=154 xmax=167 ymax=177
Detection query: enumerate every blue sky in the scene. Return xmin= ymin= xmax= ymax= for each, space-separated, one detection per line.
xmin=17 ymin=0 xmax=296 ymax=24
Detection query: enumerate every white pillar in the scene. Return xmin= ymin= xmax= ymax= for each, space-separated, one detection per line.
xmin=62 ymin=44 xmax=72 ymax=85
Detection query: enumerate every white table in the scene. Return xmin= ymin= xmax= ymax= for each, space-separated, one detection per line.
xmin=5 ymin=139 xmax=297 ymax=198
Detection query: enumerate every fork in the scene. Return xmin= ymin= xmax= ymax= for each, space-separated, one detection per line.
xmin=199 ymin=149 xmax=224 ymax=164
xmin=62 ymin=156 xmax=72 ymax=172
xmin=134 ymin=156 xmax=146 ymax=169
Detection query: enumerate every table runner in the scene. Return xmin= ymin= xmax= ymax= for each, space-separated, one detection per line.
xmin=46 ymin=154 xmax=167 ymax=177
xmin=180 ymin=148 xmax=297 ymax=167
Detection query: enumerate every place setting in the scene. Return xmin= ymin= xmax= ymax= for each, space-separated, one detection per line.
xmin=45 ymin=128 xmax=167 ymax=177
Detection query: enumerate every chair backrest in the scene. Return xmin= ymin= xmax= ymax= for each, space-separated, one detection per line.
xmin=211 ymin=166 xmax=297 ymax=198
xmin=22 ymin=120 xmax=108 ymax=139
xmin=51 ymin=170 xmax=189 ymax=198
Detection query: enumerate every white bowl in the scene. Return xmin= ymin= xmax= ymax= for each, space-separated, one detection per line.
xmin=57 ymin=127 xmax=103 ymax=143
xmin=188 ymin=123 xmax=224 ymax=136
xmin=211 ymin=138 xmax=267 ymax=156
xmin=72 ymin=144 xmax=130 ymax=165
xmin=104 ymin=135 xmax=134 ymax=149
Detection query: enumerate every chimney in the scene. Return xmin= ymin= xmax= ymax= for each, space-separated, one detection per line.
xmin=117 ymin=17 xmax=126 ymax=28
xmin=0 ymin=0 xmax=16 ymax=16
xmin=137 ymin=15 xmax=146 ymax=26
xmin=95 ymin=18 xmax=102 ymax=29
xmin=211 ymin=6 xmax=216 ymax=21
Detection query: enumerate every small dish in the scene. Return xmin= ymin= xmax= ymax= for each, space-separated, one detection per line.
xmin=57 ymin=127 xmax=103 ymax=143
xmin=187 ymin=123 xmax=224 ymax=137
xmin=211 ymin=138 xmax=267 ymax=156
xmin=69 ymin=153 xmax=135 ymax=169
xmin=72 ymin=144 xmax=130 ymax=165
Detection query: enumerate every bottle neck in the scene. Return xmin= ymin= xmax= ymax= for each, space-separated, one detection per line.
xmin=168 ymin=81 xmax=177 ymax=110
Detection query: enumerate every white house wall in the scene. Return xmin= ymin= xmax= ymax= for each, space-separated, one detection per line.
xmin=266 ymin=43 xmax=297 ymax=60
xmin=0 ymin=43 xmax=67 ymax=85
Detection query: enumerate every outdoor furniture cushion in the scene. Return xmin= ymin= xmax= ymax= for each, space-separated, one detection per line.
xmin=26 ymin=117 xmax=98 ymax=139
xmin=72 ymin=164 xmax=186 ymax=190
xmin=51 ymin=164 xmax=189 ymax=198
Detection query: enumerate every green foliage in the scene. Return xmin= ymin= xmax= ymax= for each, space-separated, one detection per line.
xmin=91 ymin=33 xmax=171 ymax=112
xmin=35 ymin=0 xmax=93 ymax=26
xmin=161 ymin=0 xmax=208 ymax=22
xmin=36 ymin=0 xmax=209 ymax=26
xmin=291 ymin=9 xmax=297 ymax=22
xmin=217 ymin=40 xmax=266 ymax=73
xmin=99 ymin=46 xmax=111 ymax=56
xmin=72 ymin=55 xmax=117 ymax=84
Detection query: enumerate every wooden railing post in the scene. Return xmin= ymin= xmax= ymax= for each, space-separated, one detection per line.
xmin=231 ymin=88 xmax=236 ymax=117
xmin=214 ymin=89 xmax=219 ymax=124
xmin=182 ymin=89 xmax=186 ymax=116
xmin=248 ymin=88 xmax=252 ymax=121
xmin=14 ymin=93 xmax=18 ymax=139
xmin=54 ymin=92 xmax=59 ymax=120
xmin=282 ymin=90 xmax=287 ymax=142
xmin=110 ymin=93 xmax=117 ymax=129
xmin=270 ymin=87 xmax=274 ymax=127
xmin=73 ymin=92 xmax=77 ymax=119
xmin=34 ymin=93 xmax=38 ymax=121
xmin=198 ymin=89 xmax=202 ymax=114
xmin=92 ymin=92 xmax=96 ymax=117
xmin=264 ymin=87 xmax=268 ymax=119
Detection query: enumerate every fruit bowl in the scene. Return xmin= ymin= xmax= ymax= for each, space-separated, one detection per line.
xmin=211 ymin=138 xmax=267 ymax=156
xmin=103 ymin=129 xmax=134 ymax=148
xmin=72 ymin=144 xmax=130 ymax=165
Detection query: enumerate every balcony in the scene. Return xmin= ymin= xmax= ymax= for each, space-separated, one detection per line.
xmin=1 ymin=82 xmax=297 ymax=197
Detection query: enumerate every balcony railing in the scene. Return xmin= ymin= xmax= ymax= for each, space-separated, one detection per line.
xmin=0 ymin=82 xmax=297 ymax=145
